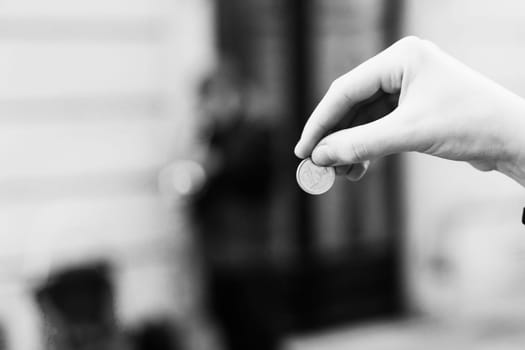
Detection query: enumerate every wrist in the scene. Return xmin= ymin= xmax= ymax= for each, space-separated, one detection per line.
xmin=500 ymin=153 xmax=525 ymax=187
xmin=497 ymin=95 xmax=525 ymax=186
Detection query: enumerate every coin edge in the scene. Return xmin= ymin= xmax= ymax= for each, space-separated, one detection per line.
xmin=296 ymin=159 xmax=335 ymax=195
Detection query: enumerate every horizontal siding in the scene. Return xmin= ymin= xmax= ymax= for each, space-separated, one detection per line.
xmin=0 ymin=0 xmax=164 ymax=17
xmin=0 ymin=120 xmax=173 ymax=180
xmin=0 ymin=94 xmax=164 ymax=122
xmin=0 ymin=194 xmax=189 ymax=302
xmin=0 ymin=42 xmax=162 ymax=98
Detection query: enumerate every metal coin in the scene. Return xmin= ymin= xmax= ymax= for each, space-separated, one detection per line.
xmin=296 ymin=158 xmax=335 ymax=195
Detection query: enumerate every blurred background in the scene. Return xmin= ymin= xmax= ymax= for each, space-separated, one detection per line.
xmin=0 ymin=0 xmax=525 ymax=349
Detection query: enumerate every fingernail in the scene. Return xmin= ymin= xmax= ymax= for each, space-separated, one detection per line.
xmin=311 ymin=144 xmax=333 ymax=166
xmin=345 ymin=163 xmax=366 ymax=181
xmin=335 ymin=164 xmax=354 ymax=176
xmin=335 ymin=165 xmax=351 ymax=175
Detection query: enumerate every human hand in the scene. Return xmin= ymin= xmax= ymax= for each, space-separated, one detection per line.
xmin=294 ymin=36 xmax=525 ymax=186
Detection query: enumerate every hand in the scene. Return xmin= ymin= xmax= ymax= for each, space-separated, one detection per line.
xmin=294 ymin=36 xmax=525 ymax=186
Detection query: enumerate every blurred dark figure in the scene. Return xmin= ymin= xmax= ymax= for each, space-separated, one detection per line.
xmin=191 ymin=60 xmax=283 ymax=350
xmin=0 ymin=325 xmax=6 ymax=350
xmin=129 ymin=319 xmax=180 ymax=350
xmin=194 ymin=60 xmax=272 ymax=266
xmin=34 ymin=263 xmax=129 ymax=350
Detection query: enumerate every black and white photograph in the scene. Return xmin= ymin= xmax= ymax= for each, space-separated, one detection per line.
xmin=0 ymin=0 xmax=525 ymax=349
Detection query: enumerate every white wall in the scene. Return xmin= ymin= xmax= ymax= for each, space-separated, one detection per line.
xmin=404 ymin=0 xmax=525 ymax=321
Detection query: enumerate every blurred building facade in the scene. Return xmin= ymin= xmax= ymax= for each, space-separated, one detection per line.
xmin=0 ymin=0 xmax=214 ymax=349
xmin=205 ymin=0 xmax=404 ymax=347
xmin=1 ymin=0 xmax=525 ymax=350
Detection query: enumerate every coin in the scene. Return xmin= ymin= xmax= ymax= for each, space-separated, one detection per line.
xmin=296 ymin=158 xmax=335 ymax=195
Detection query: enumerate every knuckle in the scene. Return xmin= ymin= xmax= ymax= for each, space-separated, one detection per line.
xmin=398 ymin=35 xmax=423 ymax=48
xmin=396 ymin=36 xmax=432 ymax=54
xmin=395 ymin=35 xmax=435 ymax=69
xmin=329 ymin=76 xmax=345 ymax=92
xmin=350 ymin=143 xmax=369 ymax=163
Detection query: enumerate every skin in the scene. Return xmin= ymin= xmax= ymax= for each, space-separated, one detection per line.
xmin=294 ymin=36 xmax=525 ymax=187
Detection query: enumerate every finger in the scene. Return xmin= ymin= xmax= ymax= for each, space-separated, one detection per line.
xmin=334 ymin=163 xmax=367 ymax=177
xmin=294 ymin=44 xmax=404 ymax=159
xmin=335 ymin=165 xmax=352 ymax=175
xmin=345 ymin=160 xmax=370 ymax=181
xmin=310 ymin=108 xmax=411 ymax=166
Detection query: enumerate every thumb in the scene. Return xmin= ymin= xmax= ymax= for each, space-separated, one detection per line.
xmin=311 ymin=109 xmax=411 ymax=166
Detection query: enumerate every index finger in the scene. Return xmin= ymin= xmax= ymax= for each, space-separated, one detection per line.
xmin=294 ymin=42 xmax=404 ymax=159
